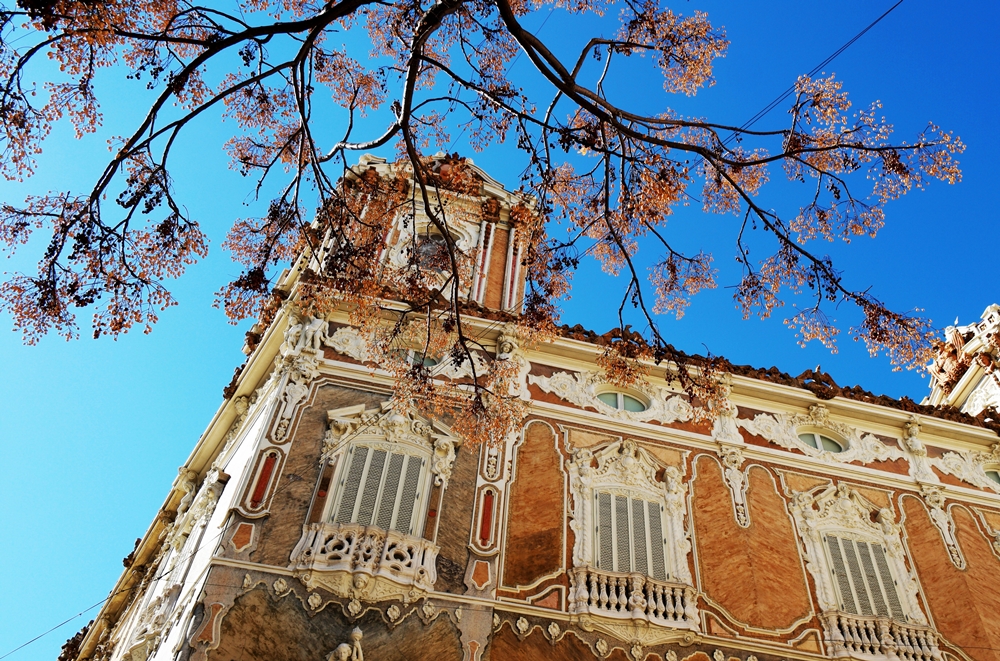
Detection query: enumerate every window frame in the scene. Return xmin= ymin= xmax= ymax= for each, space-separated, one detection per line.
xmin=595 ymin=389 xmax=649 ymax=413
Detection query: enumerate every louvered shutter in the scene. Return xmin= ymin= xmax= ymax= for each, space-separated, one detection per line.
xmin=826 ymin=534 xmax=906 ymax=620
xmin=615 ymin=495 xmax=631 ymax=572
xmin=647 ymin=501 xmax=667 ymax=581
xmin=335 ymin=446 xmax=369 ymax=523
xmin=332 ymin=446 xmax=426 ymax=536
xmin=597 ymin=492 xmax=613 ymax=570
xmin=826 ymin=535 xmax=859 ymax=614
xmin=871 ymin=543 xmax=905 ymax=619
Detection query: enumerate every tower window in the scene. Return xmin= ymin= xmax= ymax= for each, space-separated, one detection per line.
xmin=597 ymin=391 xmax=648 ymax=412
xmin=824 ymin=534 xmax=905 ymax=620
xmin=595 ymin=491 xmax=669 ymax=581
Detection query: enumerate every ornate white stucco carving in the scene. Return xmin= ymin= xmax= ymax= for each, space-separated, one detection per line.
xmin=324 ymin=326 xmax=372 ymax=362
xmin=919 ymin=485 xmax=966 ymax=569
xmin=962 ymin=374 xmax=1000 ymax=416
xmin=717 ymin=446 xmax=750 ymax=527
xmin=567 ymin=440 xmax=692 ymax=585
xmin=271 ymin=349 xmax=322 ymax=442
xmin=929 ymin=443 xmax=1000 ymax=493
xmin=737 ymin=404 xmax=906 ymax=466
xmin=528 ymin=370 xmax=693 ymax=424
xmin=900 ymin=416 xmax=939 ymax=484
xmin=322 ymin=403 xmax=461 ymax=488
xmin=281 ymin=312 xmax=329 ymax=356
xmin=787 ymin=484 xmax=925 ymax=625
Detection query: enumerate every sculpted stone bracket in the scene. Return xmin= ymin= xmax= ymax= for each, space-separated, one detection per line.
xmin=568 ymin=439 xmax=693 ymax=585
xmin=528 ymin=370 xmax=694 ymax=424
xmin=736 ymin=404 xmax=906 ymax=467
xmin=787 ymin=484 xmax=926 ymax=625
xmin=289 ymin=522 xmax=439 ymax=605
xmin=919 ymin=485 xmax=967 ymax=570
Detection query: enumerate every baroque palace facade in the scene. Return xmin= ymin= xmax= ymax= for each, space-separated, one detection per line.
xmin=70 ymin=157 xmax=1000 ymax=661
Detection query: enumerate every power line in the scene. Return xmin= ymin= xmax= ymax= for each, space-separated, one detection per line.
xmin=723 ymin=0 xmax=906 ymax=145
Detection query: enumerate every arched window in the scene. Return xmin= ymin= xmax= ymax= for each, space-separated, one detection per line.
xmin=596 ymin=391 xmax=648 ymax=412
xmin=798 ymin=431 xmax=845 ymax=453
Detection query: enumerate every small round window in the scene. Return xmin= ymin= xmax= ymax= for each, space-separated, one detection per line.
xmin=798 ymin=432 xmax=844 ymax=453
xmin=985 ymin=469 xmax=1000 ymax=486
xmin=597 ymin=391 xmax=647 ymax=412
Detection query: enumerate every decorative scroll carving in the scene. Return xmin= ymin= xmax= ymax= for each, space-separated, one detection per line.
xmin=717 ymin=446 xmax=749 ymax=527
xmin=529 ymin=370 xmax=693 ymax=424
xmin=568 ymin=440 xmax=693 ymax=586
xmin=737 ymin=404 xmax=906 ymax=466
xmin=324 ymin=327 xmax=372 ymax=362
xmin=919 ymin=485 xmax=966 ymax=569
xmin=788 ymin=484 xmax=926 ymax=625
xmin=321 ymin=403 xmax=460 ymax=487
xmin=290 ymin=522 xmax=438 ymax=604
xmin=899 ymin=417 xmax=938 ymax=484
xmin=273 ymin=350 xmax=322 ymax=442
xmin=962 ymin=375 xmax=1000 ymax=416
xmin=929 ymin=443 xmax=1000 ymax=493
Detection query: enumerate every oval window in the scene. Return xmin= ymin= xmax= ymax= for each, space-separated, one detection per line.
xmin=798 ymin=432 xmax=844 ymax=453
xmin=597 ymin=391 xmax=648 ymax=412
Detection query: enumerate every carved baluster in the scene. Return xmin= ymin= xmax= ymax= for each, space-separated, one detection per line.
xmin=918 ymin=629 xmax=935 ymax=661
xmin=598 ymin=574 xmax=609 ymax=610
xmin=866 ymin=621 xmax=880 ymax=655
xmin=629 ymin=575 xmax=646 ymax=618
xmin=654 ymin=585 xmax=665 ymax=620
xmin=877 ymin=619 xmax=899 ymax=661
xmin=859 ymin=620 xmax=874 ymax=654
xmin=897 ymin=626 xmax=915 ymax=661
xmin=617 ymin=577 xmax=628 ymax=613
xmin=643 ymin=582 xmax=654 ymax=619
xmin=845 ymin=618 xmax=861 ymax=653
xmin=588 ymin=572 xmax=600 ymax=610
xmin=824 ymin=614 xmax=846 ymax=654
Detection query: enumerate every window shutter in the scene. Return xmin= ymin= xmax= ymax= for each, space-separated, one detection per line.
xmin=647 ymin=501 xmax=667 ymax=581
xmin=842 ymin=538 xmax=874 ymax=616
xmin=597 ymin=492 xmax=613 ymax=570
xmin=631 ymin=497 xmax=649 ymax=576
xmin=376 ymin=452 xmax=405 ymax=530
xmin=335 ymin=446 xmax=369 ymax=523
xmin=394 ymin=456 xmax=423 ymax=534
xmin=357 ymin=449 xmax=387 ymax=525
xmin=614 ymin=495 xmax=631 ymax=572
xmin=871 ymin=543 xmax=905 ymax=619
xmin=826 ymin=535 xmax=859 ymax=614
xmin=857 ymin=541 xmax=890 ymax=617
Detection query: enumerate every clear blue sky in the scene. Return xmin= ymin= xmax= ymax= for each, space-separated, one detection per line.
xmin=1 ymin=1 xmax=997 ymax=659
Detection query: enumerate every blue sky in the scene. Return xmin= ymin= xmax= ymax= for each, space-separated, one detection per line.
xmin=1 ymin=1 xmax=997 ymax=659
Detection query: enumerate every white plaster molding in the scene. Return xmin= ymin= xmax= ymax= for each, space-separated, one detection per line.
xmin=962 ymin=374 xmax=1000 ymax=416
xmin=717 ymin=446 xmax=750 ymax=527
xmin=788 ymin=484 xmax=925 ymax=625
xmin=919 ymin=485 xmax=966 ymax=569
xmin=324 ymin=326 xmax=372 ymax=362
xmin=737 ymin=404 xmax=907 ymax=466
xmin=929 ymin=443 xmax=1000 ymax=493
xmin=528 ymin=370 xmax=693 ymax=424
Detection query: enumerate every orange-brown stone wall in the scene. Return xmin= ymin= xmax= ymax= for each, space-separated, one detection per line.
xmin=902 ymin=497 xmax=1000 ymax=661
xmin=483 ymin=226 xmax=509 ymax=310
xmin=691 ymin=458 xmax=813 ymax=630
xmin=502 ymin=420 xmax=564 ymax=588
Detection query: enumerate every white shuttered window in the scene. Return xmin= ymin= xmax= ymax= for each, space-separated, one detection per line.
xmin=332 ymin=445 xmax=427 ymax=536
xmin=595 ymin=491 xmax=669 ymax=581
xmin=824 ymin=534 xmax=905 ymax=620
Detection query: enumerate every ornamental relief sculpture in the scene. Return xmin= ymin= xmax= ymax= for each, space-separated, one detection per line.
xmin=528 ymin=370 xmax=693 ymax=424
xmin=928 ymin=442 xmax=1000 ymax=494
xmin=736 ymin=404 xmax=906 ymax=466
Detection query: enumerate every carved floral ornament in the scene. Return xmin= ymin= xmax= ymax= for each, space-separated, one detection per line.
xmin=736 ymin=404 xmax=906 ymax=466
xmin=528 ymin=370 xmax=693 ymax=424
xmin=322 ymin=403 xmax=460 ymax=488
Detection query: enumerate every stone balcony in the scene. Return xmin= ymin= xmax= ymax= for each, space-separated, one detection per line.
xmin=823 ymin=612 xmax=943 ymax=661
xmin=290 ymin=522 xmax=438 ymax=603
xmin=569 ymin=567 xmax=699 ymax=630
